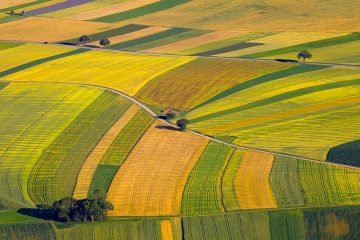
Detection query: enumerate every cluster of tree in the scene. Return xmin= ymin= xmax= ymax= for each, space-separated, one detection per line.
xmin=176 ymin=118 xmax=189 ymax=131
xmin=51 ymin=195 xmax=113 ymax=223
xmin=79 ymin=35 xmax=110 ymax=47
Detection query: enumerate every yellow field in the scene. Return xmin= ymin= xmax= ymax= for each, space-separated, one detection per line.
xmin=235 ymin=150 xmax=277 ymax=209
xmin=0 ymin=17 xmax=114 ymax=42
xmin=161 ymin=220 xmax=174 ymax=240
xmin=218 ymin=32 xmax=347 ymax=57
xmin=4 ymin=47 xmax=196 ymax=96
xmin=106 ymin=121 xmax=208 ymax=216
xmin=89 ymin=27 xmax=169 ymax=46
xmin=125 ymin=0 xmax=360 ymax=32
xmin=0 ymin=44 xmax=73 ymax=72
xmin=66 ymin=0 xmax=160 ymax=20
xmin=145 ymin=31 xmax=241 ymax=53
xmin=72 ymin=104 xmax=139 ymax=199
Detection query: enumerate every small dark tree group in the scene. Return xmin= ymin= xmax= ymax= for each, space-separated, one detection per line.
xmin=79 ymin=35 xmax=90 ymax=45
xmin=99 ymin=38 xmax=110 ymax=47
xmin=297 ymin=50 xmax=312 ymax=62
xmin=51 ymin=195 xmax=113 ymax=223
xmin=176 ymin=118 xmax=189 ymax=131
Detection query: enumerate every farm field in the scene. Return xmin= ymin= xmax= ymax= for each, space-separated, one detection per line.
xmin=0 ymin=0 xmax=359 ymax=239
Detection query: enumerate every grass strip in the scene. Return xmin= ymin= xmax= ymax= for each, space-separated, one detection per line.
xmin=243 ymin=32 xmax=360 ymax=58
xmin=108 ymin=28 xmax=191 ymax=50
xmin=63 ymin=24 xmax=149 ymax=44
xmin=0 ymin=48 xmax=90 ymax=78
xmin=190 ymin=78 xmax=360 ymax=123
xmin=0 ymin=82 xmax=9 ymax=91
xmin=191 ymin=64 xmax=326 ymax=111
xmin=0 ymin=42 xmax=23 ymax=51
xmin=88 ymin=165 xmax=119 ymax=197
xmin=90 ymin=0 xmax=191 ymax=23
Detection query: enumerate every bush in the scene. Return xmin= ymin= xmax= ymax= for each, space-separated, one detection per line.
xmin=176 ymin=118 xmax=189 ymax=131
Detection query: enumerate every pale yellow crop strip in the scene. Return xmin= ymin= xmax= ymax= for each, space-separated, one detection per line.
xmin=0 ymin=0 xmax=33 ymax=9
xmin=161 ymin=220 xmax=174 ymax=240
xmin=67 ymin=0 xmax=161 ymax=20
xmin=89 ymin=27 xmax=169 ymax=46
xmin=235 ymin=150 xmax=277 ymax=209
xmin=106 ymin=121 xmax=208 ymax=216
xmin=72 ymin=104 xmax=140 ymax=199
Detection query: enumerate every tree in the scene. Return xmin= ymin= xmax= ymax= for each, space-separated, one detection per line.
xmin=99 ymin=38 xmax=110 ymax=47
xmin=176 ymin=118 xmax=189 ymax=131
xmin=79 ymin=35 xmax=90 ymax=45
xmin=297 ymin=50 xmax=312 ymax=62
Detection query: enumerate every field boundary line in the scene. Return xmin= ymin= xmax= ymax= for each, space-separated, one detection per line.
xmin=2 ymin=79 xmax=360 ymax=172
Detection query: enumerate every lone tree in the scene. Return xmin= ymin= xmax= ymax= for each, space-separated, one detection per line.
xmin=79 ymin=35 xmax=90 ymax=46
xmin=51 ymin=195 xmax=113 ymax=223
xmin=99 ymin=38 xmax=110 ymax=47
xmin=176 ymin=118 xmax=189 ymax=131
xmin=297 ymin=50 xmax=312 ymax=62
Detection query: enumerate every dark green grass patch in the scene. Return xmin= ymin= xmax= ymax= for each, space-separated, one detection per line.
xmin=0 ymin=48 xmax=89 ymax=78
xmin=0 ymin=42 xmax=23 ymax=51
xmin=190 ymin=78 xmax=360 ymax=124
xmin=88 ymin=165 xmax=119 ymax=198
xmin=181 ymin=142 xmax=234 ymax=215
xmin=327 ymin=139 xmax=360 ymax=167
xmin=63 ymin=24 xmax=149 ymax=44
xmin=196 ymin=42 xmax=263 ymax=56
xmin=243 ymin=32 xmax=360 ymax=58
xmin=304 ymin=207 xmax=360 ymax=240
xmin=91 ymin=0 xmax=191 ymax=23
xmin=108 ymin=28 xmax=191 ymax=50
xmin=129 ymin=29 xmax=210 ymax=51
xmin=0 ymin=210 xmax=38 ymax=224
xmin=191 ymin=64 xmax=326 ymax=111
xmin=270 ymin=156 xmax=305 ymax=207
xmin=0 ymin=222 xmax=55 ymax=240
xmin=269 ymin=209 xmax=304 ymax=240
xmin=28 ymin=92 xmax=131 ymax=205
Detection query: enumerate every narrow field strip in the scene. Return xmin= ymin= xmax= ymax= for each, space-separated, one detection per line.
xmin=0 ymin=17 xmax=114 ymax=42
xmin=72 ymin=104 xmax=139 ymax=199
xmin=190 ymin=78 xmax=360 ymax=124
xmin=0 ymin=42 xmax=23 ymax=51
xmin=199 ymin=42 xmax=263 ymax=56
xmin=106 ymin=121 xmax=208 ymax=216
xmin=64 ymin=24 xmax=149 ymax=45
xmin=88 ymin=109 xmax=154 ymax=196
xmin=91 ymin=0 xmax=191 ymax=23
xmin=68 ymin=0 xmax=161 ymax=21
xmin=144 ymin=31 xmax=240 ymax=53
xmin=28 ymin=91 xmax=131 ymax=205
xmin=0 ymin=48 xmax=89 ymax=79
xmin=0 ymin=0 xmax=50 ymax=13
xmin=108 ymin=28 xmax=192 ymax=50
xmin=0 ymin=0 xmax=37 ymax=11
xmin=244 ymin=32 xmax=360 ymax=59
xmin=181 ymin=142 xmax=234 ymax=215
xmin=235 ymin=150 xmax=277 ymax=209
xmin=190 ymin=64 xmax=325 ymax=112
xmin=104 ymin=26 xmax=169 ymax=46
xmin=137 ymin=58 xmax=289 ymax=111
xmin=25 ymin=0 xmax=96 ymax=16
xmin=161 ymin=220 xmax=174 ymax=240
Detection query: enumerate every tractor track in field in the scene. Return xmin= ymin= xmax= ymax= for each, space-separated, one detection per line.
xmin=1 ymin=39 xmax=360 ymax=69
xmin=2 ymin=79 xmax=360 ymax=171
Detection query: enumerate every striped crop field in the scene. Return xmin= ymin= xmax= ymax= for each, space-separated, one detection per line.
xmin=186 ymin=66 xmax=360 ymax=160
xmin=106 ymin=121 xmax=208 ymax=216
xmin=2 ymin=44 xmax=195 ymax=96
xmin=181 ymin=142 xmax=233 ymax=215
xmin=137 ymin=58 xmax=291 ymax=110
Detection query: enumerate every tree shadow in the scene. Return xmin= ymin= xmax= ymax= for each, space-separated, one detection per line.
xmin=155 ymin=125 xmax=179 ymax=131
xmin=17 ymin=205 xmax=53 ymax=221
